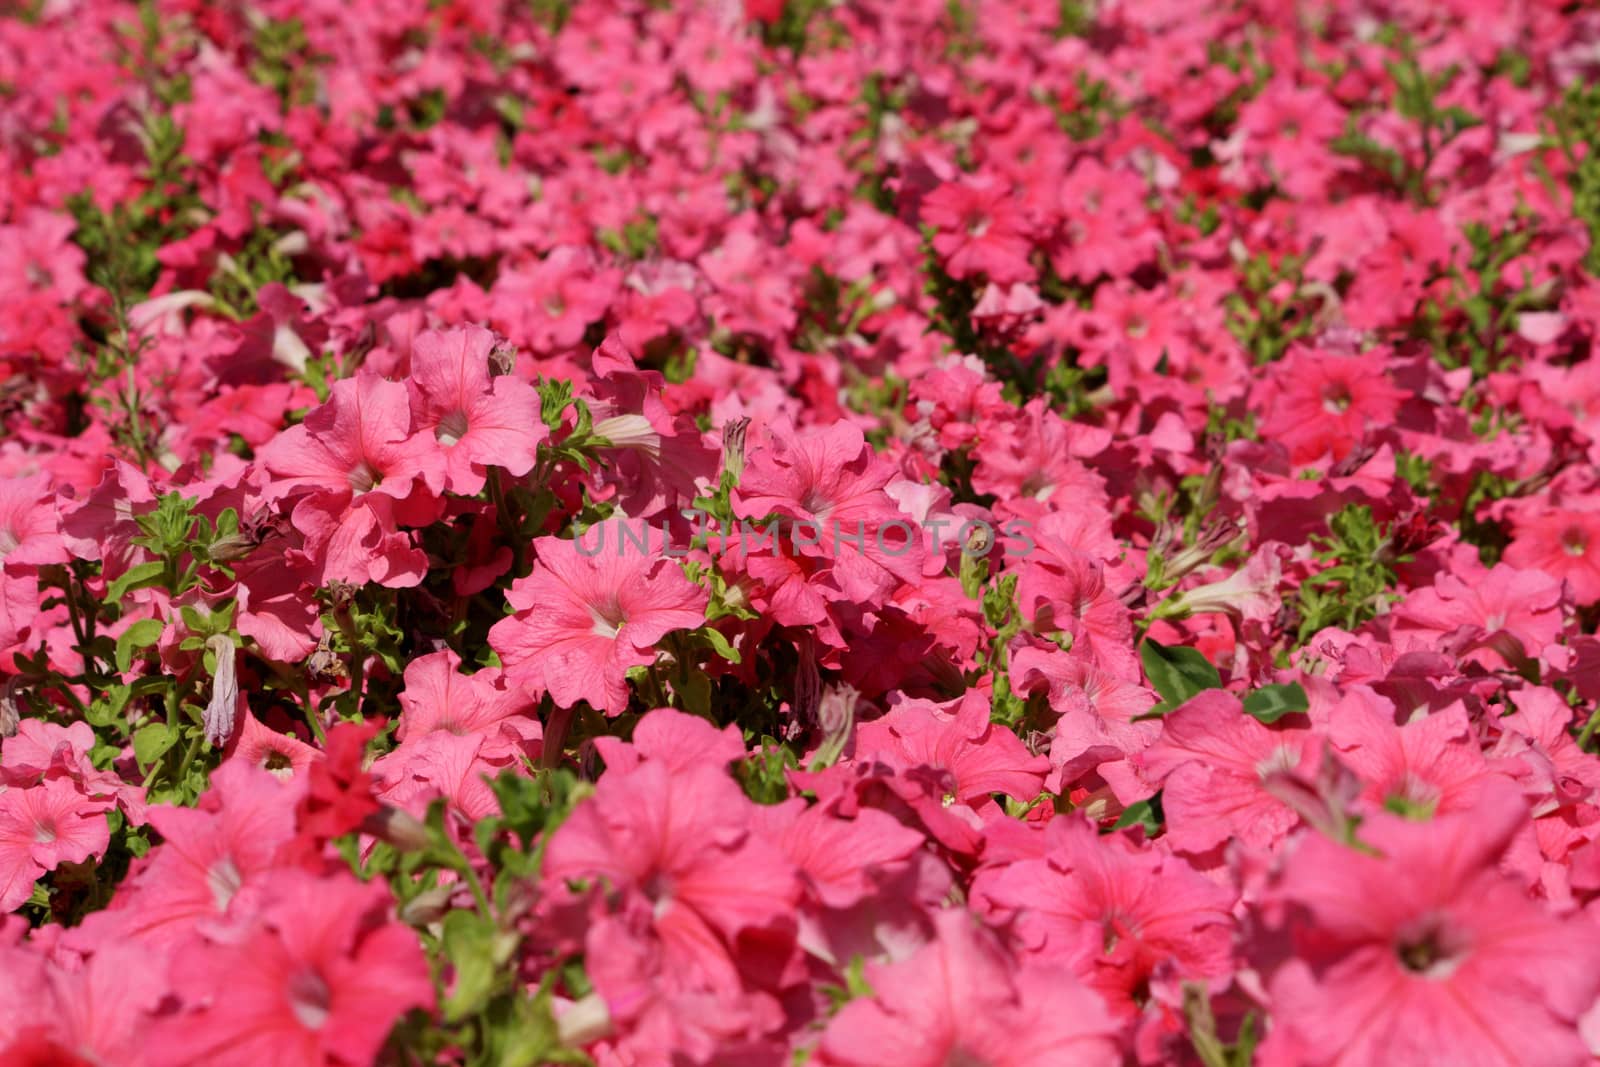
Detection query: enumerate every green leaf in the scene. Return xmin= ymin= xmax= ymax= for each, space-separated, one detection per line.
xmin=1139 ymin=639 xmax=1222 ymax=712
xmin=114 ymin=618 xmax=166 ymax=672
xmin=132 ymin=722 xmax=176 ymax=768
xmin=106 ymin=561 xmax=166 ymax=604
xmin=1242 ymin=682 xmax=1310 ymax=723
xmin=440 ymin=910 xmax=501 ymax=1022
xmin=1112 ymin=793 xmax=1164 ymax=834
xmin=699 ymin=625 xmax=741 ymax=665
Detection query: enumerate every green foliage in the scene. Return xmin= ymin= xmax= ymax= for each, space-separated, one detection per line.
xmin=1330 ymin=36 xmax=1481 ymax=203
xmin=1242 ymin=682 xmax=1310 ymax=723
xmin=357 ymin=785 xmax=593 ymax=1067
xmin=1139 ymin=638 xmax=1223 ymax=714
xmin=1548 ymin=78 xmax=1600 ymax=277
xmin=1223 ymin=247 xmax=1318 ymax=365
xmin=1294 ymin=505 xmax=1405 ymax=641
xmin=250 ymin=16 xmax=323 ymax=108
xmin=736 ymin=737 xmax=799 ymax=804
xmin=1112 ymin=793 xmax=1164 ymax=834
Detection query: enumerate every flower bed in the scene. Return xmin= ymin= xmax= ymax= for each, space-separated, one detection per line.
xmin=2 ymin=0 xmax=1600 ymax=1064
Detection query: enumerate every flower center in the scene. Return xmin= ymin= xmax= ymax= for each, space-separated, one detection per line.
xmin=589 ymin=597 xmax=626 ymax=638
xmin=1396 ymin=918 xmax=1467 ymax=980
xmin=643 ymin=872 xmax=674 ymax=919
xmin=1020 ymin=473 xmax=1056 ymax=500
xmin=1255 ymin=744 xmax=1299 ymax=779
xmin=262 ymin=750 xmax=295 ymax=781
xmin=0 ymin=528 xmax=18 ymax=557
xmin=944 ymin=1047 xmax=993 ymax=1067
xmin=348 ymin=460 xmax=382 ymax=495
xmin=1562 ymin=527 xmax=1588 ymax=557
xmin=800 ymin=488 xmax=831 ymax=515
xmin=208 ymin=857 xmax=243 ymax=910
xmin=288 ymin=969 xmax=333 ymax=1030
xmin=1322 ymin=384 xmax=1353 ymax=414
xmin=33 ymin=820 xmax=56 ymax=844
xmin=1382 ymin=772 xmax=1440 ymax=820
xmin=436 ymin=410 xmax=470 ymax=447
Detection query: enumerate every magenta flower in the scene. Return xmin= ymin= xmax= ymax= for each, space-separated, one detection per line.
xmin=0 ymin=776 xmax=111 ymax=912
xmin=974 ymin=816 xmax=1237 ymax=1015
xmin=815 ymin=909 xmax=1119 ymax=1067
xmin=489 ymin=526 xmax=707 ymax=715
xmin=543 ymin=734 xmax=798 ymax=991
xmin=405 ymin=324 xmax=544 ymax=495
xmin=1264 ymin=784 xmax=1600 ymax=1067
xmin=258 ymin=374 xmax=446 ymax=587
xmin=1136 ymin=689 xmax=1319 ymax=854
xmin=147 ymin=868 xmax=433 ymax=1067
xmin=921 ymin=175 xmax=1036 ymax=285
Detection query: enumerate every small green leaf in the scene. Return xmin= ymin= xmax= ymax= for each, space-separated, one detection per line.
xmin=699 ymin=625 xmax=741 ymax=665
xmin=1139 ymin=639 xmax=1222 ymax=711
xmin=107 ymin=561 xmax=166 ymax=604
xmin=132 ymin=722 xmax=176 ymax=768
xmin=1242 ymin=682 xmax=1310 ymax=723
xmin=439 ymin=910 xmax=516 ymax=1023
xmin=1112 ymin=793 xmax=1164 ymax=834
xmin=115 ymin=618 xmax=166 ymax=672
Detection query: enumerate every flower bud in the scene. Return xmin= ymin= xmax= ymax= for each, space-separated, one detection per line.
xmin=203 ymin=635 xmax=239 ymax=747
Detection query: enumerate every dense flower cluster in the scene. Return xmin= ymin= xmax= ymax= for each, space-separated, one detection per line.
xmin=3 ymin=0 xmax=1600 ymax=1063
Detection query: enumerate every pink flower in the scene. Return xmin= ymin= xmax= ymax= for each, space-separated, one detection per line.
xmin=491 ymin=247 xmax=620 ymax=353
xmin=1324 ymin=689 xmax=1500 ymax=818
xmin=147 ymin=868 xmax=433 ymax=1067
xmin=0 ymin=776 xmax=111 ymax=912
xmin=72 ymin=761 xmax=297 ymax=948
xmin=405 ymin=325 xmax=545 ymax=495
xmin=228 ymin=713 xmax=321 ymax=781
xmin=752 ymin=796 xmax=926 ymax=911
xmin=489 ymin=525 xmax=707 ymax=715
xmin=1015 ymin=548 xmax=1139 ymax=682
xmin=258 ymin=374 xmax=446 ymax=587
xmin=814 ymin=909 xmax=1119 ymax=1067
xmin=973 ymin=816 xmax=1236 ymax=1014
xmin=921 ymin=176 xmax=1036 ymax=285
xmin=0 ymin=940 xmax=164 ymax=1067
xmin=1256 ymin=347 xmax=1407 ymax=465
xmin=395 ymin=648 xmax=533 ymax=747
xmin=1504 ymin=506 xmax=1600 ymax=605
xmin=0 ymin=473 xmax=68 ymax=568
xmin=1389 ymin=563 xmax=1567 ymax=672
xmin=731 ymin=420 xmax=924 ymax=610
xmin=1264 ymin=785 xmax=1600 ymax=1067
xmin=855 ymin=691 xmax=1050 ymax=810
xmin=1136 ymin=689 xmax=1319 ymax=854
xmin=543 ymin=746 xmax=798 ymax=992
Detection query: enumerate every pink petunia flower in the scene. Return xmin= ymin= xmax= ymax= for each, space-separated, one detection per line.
xmin=1136 ymin=689 xmax=1319 ymax=854
xmin=1255 ymin=347 xmax=1408 ymax=466
xmin=1389 ymin=562 xmax=1567 ymax=672
xmin=814 ymin=908 xmax=1120 ymax=1067
xmin=405 ymin=324 xmax=545 ymax=495
xmin=489 ymin=525 xmax=707 ymax=715
xmin=0 ymin=776 xmax=112 ymax=912
xmin=257 ymin=374 xmax=446 ymax=587
xmin=1263 ymin=784 xmax=1600 ymax=1067
xmin=1504 ymin=505 xmax=1600 ymax=605
xmin=543 ymin=746 xmax=798 ymax=992
xmin=731 ymin=419 xmax=924 ymax=611
xmin=146 ymin=868 xmax=433 ymax=1067
xmin=0 ymin=473 xmax=68 ymax=568
xmin=973 ymin=816 xmax=1237 ymax=1015
xmin=921 ymin=175 xmax=1036 ymax=286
